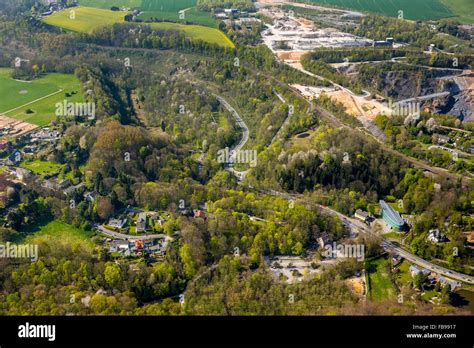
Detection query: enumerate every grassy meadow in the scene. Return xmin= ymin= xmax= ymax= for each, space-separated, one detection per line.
xmin=0 ymin=68 xmax=83 ymax=126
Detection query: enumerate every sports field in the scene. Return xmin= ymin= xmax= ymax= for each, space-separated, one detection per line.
xmin=0 ymin=68 xmax=83 ymax=126
xmin=306 ymin=0 xmax=455 ymax=21
xmin=43 ymin=7 xmax=234 ymax=47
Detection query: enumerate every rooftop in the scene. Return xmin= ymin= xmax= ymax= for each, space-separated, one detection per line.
xmin=379 ymin=200 xmax=405 ymax=226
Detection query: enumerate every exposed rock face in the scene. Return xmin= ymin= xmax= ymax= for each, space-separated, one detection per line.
xmin=358 ymin=62 xmax=473 ymax=122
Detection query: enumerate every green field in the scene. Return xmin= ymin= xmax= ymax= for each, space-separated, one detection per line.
xmin=44 ymin=6 xmax=127 ymax=33
xmin=43 ymin=6 xmax=233 ymax=47
xmin=440 ymin=0 xmax=474 ymax=23
xmin=22 ymin=220 xmax=94 ymax=249
xmin=20 ymin=160 xmax=64 ymax=176
xmin=305 ymin=0 xmax=455 ymax=21
xmin=0 ymin=68 xmax=83 ymax=126
xmin=140 ymin=7 xmax=217 ymax=27
xmin=77 ymin=0 xmax=217 ymax=27
xmin=366 ymin=257 xmax=397 ymax=300
xmin=79 ymin=0 xmax=142 ymax=8
xmin=149 ymin=22 xmax=234 ymax=47
xmin=78 ymin=0 xmax=195 ymax=11
xmin=140 ymin=0 xmax=196 ymax=11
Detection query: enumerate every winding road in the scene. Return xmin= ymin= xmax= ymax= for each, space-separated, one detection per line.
xmin=215 ymin=95 xmax=251 ymax=180
xmin=95 ymin=224 xmax=174 ymax=241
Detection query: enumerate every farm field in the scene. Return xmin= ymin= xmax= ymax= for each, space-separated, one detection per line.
xmin=366 ymin=256 xmax=397 ymax=300
xmin=440 ymin=0 xmax=474 ymax=23
xmin=139 ymin=7 xmax=217 ymax=27
xmin=78 ymin=0 xmax=142 ymax=8
xmin=77 ymin=0 xmax=217 ymax=27
xmin=43 ymin=7 xmax=233 ymax=47
xmin=140 ymin=0 xmax=196 ymax=11
xmin=44 ymin=6 xmax=127 ymax=33
xmin=304 ymin=0 xmax=454 ymax=21
xmin=149 ymin=22 xmax=234 ymax=47
xmin=0 ymin=68 xmax=83 ymax=127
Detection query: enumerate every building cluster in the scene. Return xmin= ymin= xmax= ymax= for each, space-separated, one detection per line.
xmin=409 ymin=265 xmax=460 ymax=291
xmin=41 ymin=0 xmax=66 ymax=16
xmin=106 ymin=210 xmax=170 ymax=234
xmin=262 ymin=18 xmax=373 ymax=52
xmin=106 ymin=238 xmax=168 ymax=258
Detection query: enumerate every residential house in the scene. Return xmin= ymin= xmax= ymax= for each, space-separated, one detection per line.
xmin=427 ymin=229 xmax=448 ymax=243
xmin=354 ymin=209 xmax=369 ymax=223
xmin=58 ymin=179 xmax=72 ymax=190
xmin=108 ymin=218 xmax=127 ymax=229
xmin=468 ymin=144 xmax=474 ymax=154
xmin=14 ymin=168 xmax=32 ymax=182
xmin=436 ymin=276 xmax=460 ymax=291
xmin=136 ymin=212 xmax=147 ymax=232
xmin=409 ymin=265 xmax=430 ymax=278
xmin=109 ymin=240 xmax=131 ymax=255
xmin=193 ymin=209 xmax=207 ymax=220
xmin=83 ymin=191 xmax=98 ymax=202
xmin=433 ymin=133 xmax=450 ymax=145
xmin=0 ymin=140 xmax=10 ymax=150
xmin=391 ymin=255 xmax=403 ymax=266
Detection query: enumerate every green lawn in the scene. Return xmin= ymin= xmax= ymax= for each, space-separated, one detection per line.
xmin=22 ymin=220 xmax=94 ymax=249
xmin=366 ymin=256 xmax=397 ymax=300
xmin=0 ymin=68 xmax=59 ymax=112
xmin=0 ymin=68 xmax=83 ymax=126
xmin=43 ymin=6 xmax=233 ymax=48
xmin=396 ymin=260 xmax=413 ymax=284
xmin=20 ymin=160 xmax=64 ymax=176
xmin=384 ymin=231 xmax=403 ymax=240
xmin=304 ymin=0 xmax=454 ymax=21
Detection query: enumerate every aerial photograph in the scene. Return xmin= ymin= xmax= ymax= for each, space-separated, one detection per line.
xmin=0 ymin=0 xmax=473 ymax=346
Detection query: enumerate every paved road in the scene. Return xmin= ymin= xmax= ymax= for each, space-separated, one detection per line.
xmin=292 ymin=63 xmax=371 ymax=98
xmin=95 ymin=224 xmax=174 ymax=241
xmin=396 ymin=92 xmax=450 ymax=105
xmin=215 ymin=95 xmax=250 ymax=180
xmin=216 ymin=95 xmax=249 ymax=154
xmin=257 ymin=188 xmax=474 ymax=284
